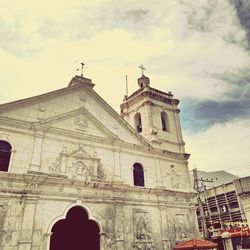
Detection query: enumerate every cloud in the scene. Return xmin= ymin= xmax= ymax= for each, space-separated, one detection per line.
xmin=180 ymin=68 xmax=250 ymax=132
xmin=184 ymin=119 xmax=250 ymax=177
xmin=212 ymin=68 xmax=250 ymax=87
xmin=233 ymin=0 xmax=250 ymax=45
xmin=181 ymin=98 xmax=249 ymax=131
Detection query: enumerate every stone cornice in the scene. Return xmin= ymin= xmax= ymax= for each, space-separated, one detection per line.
xmin=121 ymin=87 xmax=179 ymax=110
xmin=0 ymin=172 xmax=196 ymax=207
xmin=0 ymin=116 xmax=32 ymax=130
xmin=0 ymin=85 xmax=79 ymax=113
xmin=0 ymin=115 xmax=188 ymax=162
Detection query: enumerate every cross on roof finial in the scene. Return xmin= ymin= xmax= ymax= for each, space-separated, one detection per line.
xmin=76 ymin=62 xmax=85 ymax=77
xmin=80 ymin=62 xmax=85 ymax=77
xmin=139 ymin=64 xmax=146 ymax=76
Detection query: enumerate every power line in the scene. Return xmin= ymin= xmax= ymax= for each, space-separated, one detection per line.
xmin=227 ymin=161 xmax=250 ymax=170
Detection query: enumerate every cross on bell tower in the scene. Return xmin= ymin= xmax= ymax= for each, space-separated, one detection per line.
xmin=137 ymin=64 xmax=150 ymax=88
xmin=138 ymin=64 xmax=146 ymax=76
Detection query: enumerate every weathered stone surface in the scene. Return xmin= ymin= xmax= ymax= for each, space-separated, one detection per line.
xmin=0 ymin=75 xmax=198 ymax=249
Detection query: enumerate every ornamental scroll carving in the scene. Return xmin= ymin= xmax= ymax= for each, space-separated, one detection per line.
xmin=48 ymin=145 xmax=105 ymax=181
xmin=133 ymin=210 xmax=154 ymax=250
xmin=74 ymin=116 xmax=88 ymax=131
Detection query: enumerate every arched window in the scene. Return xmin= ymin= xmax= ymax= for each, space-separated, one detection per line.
xmin=133 ymin=163 xmax=144 ymax=187
xmin=0 ymin=140 xmax=12 ymax=172
xmin=161 ymin=111 xmax=168 ymax=132
xmin=134 ymin=112 xmax=142 ymax=133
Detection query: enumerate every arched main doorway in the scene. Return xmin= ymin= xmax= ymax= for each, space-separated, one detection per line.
xmin=50 ymin=206 xmax=100 ymax=250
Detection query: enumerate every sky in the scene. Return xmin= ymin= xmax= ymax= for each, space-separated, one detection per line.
xmin=0 ymin=0 xmax=250 ymax=177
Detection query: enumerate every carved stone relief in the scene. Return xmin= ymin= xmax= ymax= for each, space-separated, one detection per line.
xmin=49 ymin=154 xmax=62 ymax=175
xmin=48 ymin=145 xmax=105 ymax=182
xmin=29 ymin=183 xmax=39 ymax=190
xmin=174 ymin=214 xmax=188 ymax=242
xmin=167 ymin=169 xmax=180 ymax=189
xmin=0 ymin=201 xmax=8 ymax=246
xmin=71 ymin=160 xmax=90 ymax=180
xmin=79 ymin=94 xmax=86 ymax=102
xmin=38 ymin=104 xmax=47 ymax=119
xmin=97 ymin=161 xmax=105 ymax=179
xmin=133 ymin=209 xmax=154 ymax=250
xmin=0 ymin=133 xmax=9 ymax=139
xmin=74 ymin=116 xmax=88 ymax=131
xmin=103 ymin=233 xmax=115 ymax=250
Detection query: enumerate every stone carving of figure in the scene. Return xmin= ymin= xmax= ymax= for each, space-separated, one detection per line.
xmin=169 ymin=170 xmax=179 ymax=189
xmin=136 ymin=215 xmax=151 ymax=240
xmin=49 ymin=154 xmax=62 ymax=174
xmin=174 ymin=215 xmax=187 ymax=242
xmin=97 ymin=162 xmax=105 ymax=179
xmin=72 ymin=160 xmax=89 ymax=180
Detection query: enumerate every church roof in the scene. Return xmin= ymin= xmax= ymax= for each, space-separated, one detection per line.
xmin=174 ymin=238 xmax=217 ymax=249
xmin=0 ymin=75 xmax=152 ymax=147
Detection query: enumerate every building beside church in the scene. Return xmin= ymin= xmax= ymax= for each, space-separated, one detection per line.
xmin=195 ymin=174 xmax=250 ymax=249
xmin=0 ymin=73 xmax=198 ymax=250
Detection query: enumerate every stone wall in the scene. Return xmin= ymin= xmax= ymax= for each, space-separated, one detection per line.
xmin=0 ymin=172 xmax=198 ymax=250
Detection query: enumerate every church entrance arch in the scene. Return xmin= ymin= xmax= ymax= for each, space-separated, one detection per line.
xmin=49 ymin=206 xmax=100 ymax=250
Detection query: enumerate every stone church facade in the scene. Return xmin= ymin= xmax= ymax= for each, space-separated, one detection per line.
xmin=0 ymin=73 xmax=198 ymax=250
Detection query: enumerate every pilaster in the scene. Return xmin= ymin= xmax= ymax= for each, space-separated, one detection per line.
xmin=160 ymin=208 xmax=171 ymax=250
xmin=173 ymin=109 xmax=185 ymax=153
xmin=18 ymin=196 xmax=38 ymax=250
xmin=29 ymin=130 xmax=44 ymax=172
xmin=114 ymin=202 xmax=125 ymax=249
xmin=113 ymin=149 xmax=121 ymax=182
xmin=155 ymin=158 xmax=163 ymax=187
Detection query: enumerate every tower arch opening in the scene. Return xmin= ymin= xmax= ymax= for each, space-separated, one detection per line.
xmin=134 ymin=112 xmax=142 ymax=133
xmin=161 ymin=111 xmax=169 ymax=132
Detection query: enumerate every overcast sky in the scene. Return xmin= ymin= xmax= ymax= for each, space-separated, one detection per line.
xmin=0 ymin=0 xmax=250 ymax=177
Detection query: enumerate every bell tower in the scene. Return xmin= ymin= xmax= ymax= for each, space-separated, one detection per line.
xmin=120 ymin=70 xmax=186 ymax=154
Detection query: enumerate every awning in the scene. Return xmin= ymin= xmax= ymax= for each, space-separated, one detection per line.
xmin=174 ymin=238 xmax=218 ymax=249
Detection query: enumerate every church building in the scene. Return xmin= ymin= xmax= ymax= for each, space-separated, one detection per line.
xmin=0 ymin=71 xmax=198 ymax=250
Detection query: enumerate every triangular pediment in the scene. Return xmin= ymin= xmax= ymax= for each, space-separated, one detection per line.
xmin=68 ymin=144 xmax=94 ymax=159
xmin=44 ymin=107 xmax=119 ymax=140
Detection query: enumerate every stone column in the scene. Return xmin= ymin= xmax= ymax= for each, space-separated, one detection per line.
xmin=114 ymin=202 xmax=125 ymax=250
xmin=18 ymin=196 xmax=37 ymax=250
xmin=30 ymin=131 xmax=44 ymax=172
xmin=99 ymin=232 xmax=106 ymax=250
xmin=44 ymin=232 xmax=52 ymax=250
